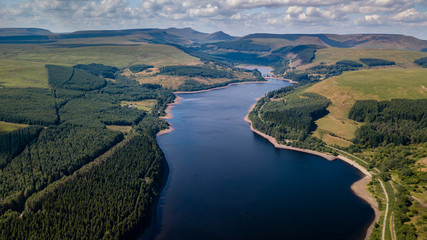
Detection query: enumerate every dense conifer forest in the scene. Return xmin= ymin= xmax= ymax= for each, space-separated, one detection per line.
xmin=349 ymin=99 xmax=427 ymax=147
xmin=0 ymin=63 xmax=175 ymax=239
xmin=249 ymin=84 xmax=331 ymax=151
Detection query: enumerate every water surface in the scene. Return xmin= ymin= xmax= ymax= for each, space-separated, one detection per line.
xmin=141 ymin=79 xmax=374 ymax=240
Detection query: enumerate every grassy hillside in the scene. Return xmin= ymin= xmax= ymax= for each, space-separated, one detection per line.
xmin=0 ymin=44 xmax=201 ymax=88
xmin=242 ymin=33 xmax=427 ymax=51
xmin=0 ymin=121 xmax=28 ymax=135
xmin=313 ymin=48 xmax=427 ymax=68
xmin=306 ymin=68 xmax=427 ymax=145
xmin=126 ymin=64 xmax=263 ymax=90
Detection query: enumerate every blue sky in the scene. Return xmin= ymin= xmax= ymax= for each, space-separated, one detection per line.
xmin=1 ymin=0 xmax=426 ymax=39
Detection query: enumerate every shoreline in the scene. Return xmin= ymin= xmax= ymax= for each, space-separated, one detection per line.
xmin=244 ymin=102 xmax=379 ymax=240
xmin=156 ymin=96 xmax=183 ymax=137
xmin=173 ymin=80 xmax=267 ymax=94
xmin=265 ymin=76 xmax=298 ymax=84
xmin=237 ymin=65 xmax=298 ymax=84
xmin=156 ymin=80 xmax=379 ymax=239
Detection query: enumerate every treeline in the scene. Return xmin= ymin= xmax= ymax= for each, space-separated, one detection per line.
xmin=307 ymin=60 xmax=362 ymax=78
xmin=0 ymin=88 xmax=58 ymax=126
xmin=336 ymin=60 xmax=363 ymax=67
xmin=249 ymin=85 xmax=331 ymax=151
xmin=0 ymin=126 xmax=43 ymax=169
xmin=74 ymin=63 xmax=119 ymax=79
xmin=414 ymin=57 xmax=427 ymax=68
xmin=284 ymin=71 xmax=317 ymax=83
xmin=0 ymin=134 xmax=166 ymax=240
xmin=359 ymin=58 xmax=395 ymax=67
xmin=0 ymin=124 xmax=123 ymax=214
xmin=349 ymin=99 xmax=427 ymax=147
xmin=129 ymin=64 xmax=153 ymax=73
xmin=159 ymin=65 xmax=234 ymax=79
xmin=212 ymin=39 xmax=271 ymax=52
xmin=0 ymin=62 xmax=176 ymax=239
xmin=176 ymin=79 xmax=256 ymax=92
xmin=59 ymin=94 xmax=145 ymax=127
xmin=47 ymin=65 xmax=107 ymax=91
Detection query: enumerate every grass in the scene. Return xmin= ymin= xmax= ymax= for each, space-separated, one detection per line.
xmin=249 ymin=38 xmax=295 ymax=50
xmin=106 ymin=125 xmax=132 ymax=133
xmin=0 ymin=44 xmax=201 ymax=88
xmin=306 ymin=68 xmax=427 ymax=145
xmin=313 ymin=129 xmax=354 ymax=147
xmin=336 ymin=69 xmax=427 ymax=100
xmin=0 ymin=121 xmax=29 ymax=134
xmin=120 ymin=99 xmax=158 ymax=112
xmin=384 ymin=182 xmax=396 ymax=240
xmin=135 ymin=65 xmax=258 ymax=89
xmin=313 ymin=48 xmax=427 ymax=68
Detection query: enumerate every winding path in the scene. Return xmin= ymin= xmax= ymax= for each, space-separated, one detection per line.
xmin=379 ymin=180 xmax=389 ymax=240
xmin=410 ymin=195 xmax=427 ymax=208
xmin=328 ymin=146 xmax=391 ymax=240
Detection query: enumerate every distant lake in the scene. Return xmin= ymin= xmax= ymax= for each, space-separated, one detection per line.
xmin=141 ymin=79 xmax=374 ymax=240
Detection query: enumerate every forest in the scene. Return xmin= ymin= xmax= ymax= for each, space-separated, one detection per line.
xmin=249 ymin=84 xmax=331 ymax=151
xmin=0 ymin=62 xmax=175 ymax=239
xmin=348 ymin=99 xmax=427 ymax=147
xmin=346 ymin=99 xmax=427 ymax=240
xmin=159 ymin=65 xmax=234 ymax=78
xmin=1 ymin=133 xmax=166 ymax=240
xmin=212 ymin=39 xmax=271 ymax=52
xmin=359 ymin=58 xmax=395 ymax=67
xmin=414 ymin=57 xmax=427 ymax=68
xmin=306 ymin=60 xmax=362 ymax=78
xmin=129 ymin=64 xmax=153 ymax=73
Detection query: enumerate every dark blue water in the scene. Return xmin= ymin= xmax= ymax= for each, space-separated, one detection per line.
xmin=141 ymin=79 xmax=374 ymax=240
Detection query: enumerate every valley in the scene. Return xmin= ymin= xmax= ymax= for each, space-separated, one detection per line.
xmin=0 ymin=27 xmax=426 ymax=240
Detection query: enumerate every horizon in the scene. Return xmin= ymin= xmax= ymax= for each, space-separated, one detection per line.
xmin=1 ymin=0 xmax=426 ymax=40
xmin=2 ymin=26 xmax=426 ymax=41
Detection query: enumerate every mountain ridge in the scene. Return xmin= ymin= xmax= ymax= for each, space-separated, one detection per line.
xmin=0 ymin=27 xmax=425 ymax=51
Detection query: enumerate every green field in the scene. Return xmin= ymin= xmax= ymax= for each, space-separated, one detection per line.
xmin=120 ymin=99 xmax=158 ymax=111
xmin=0 ymin=44 xmax=201 ymax=88
xmin=306 ymin=68 xmax=427 ymax=145
xmin=0 ymin=121 xmax=29 ymax=134
xmin=313 ymin=48 xmax=427 ymax=68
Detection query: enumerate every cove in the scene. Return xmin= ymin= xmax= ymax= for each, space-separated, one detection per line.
xmin=141 ymin=78 xmax=375 ymax=240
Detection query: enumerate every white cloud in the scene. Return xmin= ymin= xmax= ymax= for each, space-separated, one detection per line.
xmin=355 ymin=14 xmax=383 ymax=25
xmin=392 ymin=8 xmax=427 ymax=23
xmin=0 ymin=0 xmax=425 ymax=39
xmin=188 ymin=4 xmax=219 ymax=17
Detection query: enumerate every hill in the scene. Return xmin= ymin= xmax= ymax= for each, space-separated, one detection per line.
xmin=305 ymin=68 xmax=427 ymax=146
xmin=0 ymin=28 xmax=53 ymax=36
xmin=241 ymin=33 xmax=427 ymax=51
xmin=202 ymin=31 xmax=235 ymax=42
xmin=312 ymin=48 xmax=427 ymax=69
xmin=164 ymin=27 xmax=208 ymax=42
xmin=0 ymin=44 xmax=201 ymax=88
xmin=0 ymin=28 xmax=191 ymax=45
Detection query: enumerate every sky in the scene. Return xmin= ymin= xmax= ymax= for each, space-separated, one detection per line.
xmin=0 ymin=0 xmax=426 ymax=39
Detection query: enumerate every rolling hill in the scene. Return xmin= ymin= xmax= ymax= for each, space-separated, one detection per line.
xmin=241 ymin=33 xmax=427 ymax=51
xmin=305 ymin=68 xmax=427 ymax=146
xmin=0 ymin=28 xmax=53 ymax=36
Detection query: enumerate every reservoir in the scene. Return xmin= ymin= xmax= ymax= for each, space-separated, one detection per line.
xmin=141 ymin=76 xmax=374 ymax=239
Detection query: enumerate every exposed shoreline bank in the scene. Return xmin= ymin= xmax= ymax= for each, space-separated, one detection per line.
xmin=244 ymin=102 xmax=379 ymax=240
xmin=173 ymin=80 xmax=267 ymax=94
xmin=156 ymin=96 xmax=183 ymax=137
xmin=156 ymin=81 xmax=379 ymax=240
